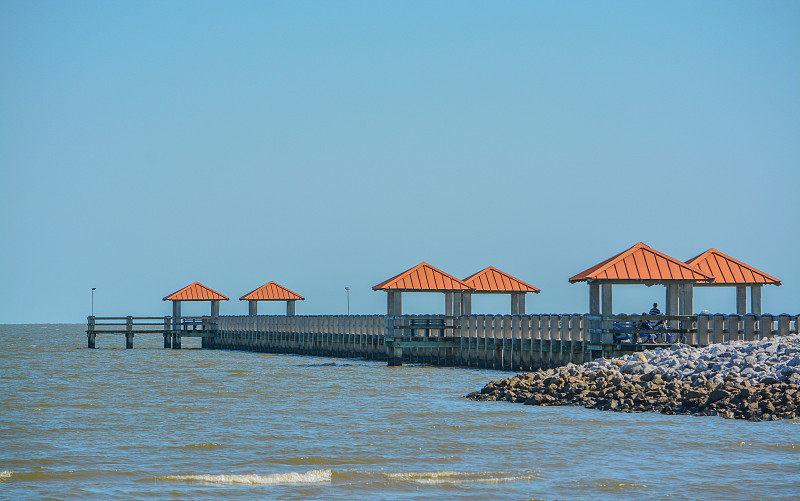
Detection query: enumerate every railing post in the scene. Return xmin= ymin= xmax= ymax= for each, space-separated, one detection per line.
xmin=778 ymin=314 xmax=790 ymax=337
xmin=125 ymin=316 xmax=134 ymax=349
xmin=759 ymin=314 xmax=773 ymax=339
xmin=87 ymin=316 xmax=96 ymax=349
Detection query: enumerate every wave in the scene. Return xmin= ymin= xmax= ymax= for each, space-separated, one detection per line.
xmin=0 ymin=470 xmax=12 ymax=480
xmin=154 ymin=469 xmax=332 ymax=485
xmin=383 ymin=470 xmax=540 ymax=484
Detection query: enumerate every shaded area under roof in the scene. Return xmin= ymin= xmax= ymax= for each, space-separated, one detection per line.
xmin=239 ymin=281 xmax=305 ymax=301
xmin=685 ymin=248 xmax=781 ymax=286
xmin=569 ymin=242 xmax=713 ymax=283
xmin=163 ymin=282 xmax=229 ymax=301
xmin=463 ymin=266 xmax=541 ymax=293
xmin=372 ymin=262 xmax=472 ymax=292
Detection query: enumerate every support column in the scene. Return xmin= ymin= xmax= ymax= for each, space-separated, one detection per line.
xmin=453 ymin=293 xmax=462 ymax=317
xmin=589 ymin=282 xmax=600 ymax=344
xmin=249 ymin=300 xmax=258 ymax=316
xmin=750 ymin=286 xmax=762 ymax=315
xmin=461 ymin=292 xmax=472 ymax=315
xmin=125 ymin=316 xmax=134 ymax=349
xmin=211 ymin=300 xmax=220 ymax=317
xmin=393 ymin=291 xmax=402 ymax=316
xmin=736 ymin=286 xmax=746 ymax=315
xmin=163 ymin=316 xmax=171 ymax=348
xmin=172 ymin=301 xmax=182 ymax=330
xmin=666 ymin=284 xmax=679 ymax=330
xmin=601 ymin=284 xmax=613 ymax=344
xmin=88 ymin=316 xmax=96 ymax=349
xmin=445 ymin=292 xmax=454 ymax=316
xmin=387 ymin=292 xmax=396 ymax=316
xmin=287 ymin=300 xmax=296 ymax=316
xmin=517 ymin=293 xmax=526 ymax=315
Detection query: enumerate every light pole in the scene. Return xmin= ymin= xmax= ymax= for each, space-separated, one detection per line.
xmin=345 ymin=287 xmax=350 ymax=315
xmin=91 ymin=287 xmax=96 ymax=317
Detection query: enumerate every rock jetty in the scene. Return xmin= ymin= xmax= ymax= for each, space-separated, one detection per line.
xmin=467 ymin=335 xmax=800 ymax=421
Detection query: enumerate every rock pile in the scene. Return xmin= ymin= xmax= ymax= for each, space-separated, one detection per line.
xmin=467 ymin=335 xmax=800 ymax=421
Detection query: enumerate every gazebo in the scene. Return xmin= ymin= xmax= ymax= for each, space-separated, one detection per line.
xmin=685 ymin=248 xmax=781 ymax=315
xmin=462 ymin=266 xmax=541 ymax=314
xmin=239 ymin=281 xmax=305 ymax=316
xmin=568 ymin=243 xmax=714 ymax=327
xmin=163 ymin=281 xmax=229 ymax=328
xmin=372 ymin=262 xmax=473 ymax=316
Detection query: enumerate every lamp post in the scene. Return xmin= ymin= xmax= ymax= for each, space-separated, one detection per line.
xmin=345 ymin=287 xmax=350 ymax=315
xmin=91 ymin=287 xmax=96 ymax=317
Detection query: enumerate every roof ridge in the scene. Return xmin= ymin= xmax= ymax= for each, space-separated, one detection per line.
xmin=464 ymin=266 xmax=541 ymax=293
xmin=372 ymin=262 xmax=472 ymax=291
xmin=685 ymin=248 xmax=781 ymax=285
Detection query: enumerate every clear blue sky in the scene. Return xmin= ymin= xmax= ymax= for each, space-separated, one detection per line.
xmin=1 ymin=1 xmax=798 ymax=323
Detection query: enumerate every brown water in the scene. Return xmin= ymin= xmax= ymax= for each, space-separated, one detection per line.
xmin=1 ymin=324 xmax=798 ymax=500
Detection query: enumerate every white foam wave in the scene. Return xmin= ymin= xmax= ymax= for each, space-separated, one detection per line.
xmin=386 ymin=470 xmax=539 ymax=484
xmin=159 ymin=469 xmax=332 ymax=485
xmin=0 ymin=470 xmax=13 ymax=479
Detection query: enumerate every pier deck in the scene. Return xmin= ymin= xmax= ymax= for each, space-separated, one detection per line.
xmin=87 ymin=313 xmax=799 ymax=371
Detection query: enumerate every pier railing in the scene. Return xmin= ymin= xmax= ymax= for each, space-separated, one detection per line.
xmin=86 ymin=313 xmax=799 ymax=370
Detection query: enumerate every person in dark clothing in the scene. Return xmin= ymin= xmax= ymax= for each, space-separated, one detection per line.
xmin=649 ymin=303 xmax=661 ymax=315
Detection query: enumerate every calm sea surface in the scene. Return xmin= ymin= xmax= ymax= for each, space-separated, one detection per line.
xmin=1 ymin=324 xmax=798 ymax=500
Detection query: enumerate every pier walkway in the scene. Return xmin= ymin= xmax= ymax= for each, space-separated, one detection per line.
xmin=87 ymin=313 xmax=799 ymax=371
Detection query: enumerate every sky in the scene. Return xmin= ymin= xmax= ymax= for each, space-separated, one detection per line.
xmin=1 ymin=1 xmax=798 ymax=323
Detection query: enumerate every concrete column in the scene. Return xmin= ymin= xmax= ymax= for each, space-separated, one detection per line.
xmin=211 ymin=300 xmax=220 ymax=317
xmin=394 ymin=291 xmax=402 ymax=316
xmin=287 ymin=300 xmax=296 ymax=316
xmin=387 ymin=292 xmax=395 ymax=315
xmin=665 ymin=284 xmax=679 ymax=315
xmin=125 ymin=316 xmax=134 ymax=349
xmin=453 ymin=293 xmax=462 ymax=317
xmin=589 ymin=283 xmax=600 ymax=315
xmin=750 ymin=286 xmax=762 ymax=315
xmin=736 ymin=286 xmax=746 ymax=315
xmin=601 ymin=284 xmax=613 ymax=315
xmin=589 ymin=282 xmax=600 ymax=344
xmin=249 ymin=300 xmax=258 ymax=316
xmin=172 ymin=300 xmax=181 ymax=330
xmin=461 ymin=292 xmax=472 ymax=315
xmin=511 ymin=293 xmax=526 ymax=315
xmin=601 ymin=284 xmax=613 ymax=344
xmin=679 ymin=283 xmax=693 ymax=314
xmin=445 ymin=292 xmax=454 ymax=316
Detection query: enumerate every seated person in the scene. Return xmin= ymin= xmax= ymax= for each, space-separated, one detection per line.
xmin=636 ymin=313 xmax=652 ymax=330
xmin=649 ymin=302 xmax=661 ymax=315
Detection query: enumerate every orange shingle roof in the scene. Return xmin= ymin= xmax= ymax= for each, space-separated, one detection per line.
xmin=685 ymin=248 xmax=781 ymax=286
xmin=569 ymin=242 xmax=713 ymax=283
xmin=163 ymin=282 xmax=229 ymax=301
xmin=463 ymin=266 xmax=541 ymax=293
xmin=372 ymin=262 xmax=473 ymax=292
xmin=239 ymin=282 xmax=305 ymax=301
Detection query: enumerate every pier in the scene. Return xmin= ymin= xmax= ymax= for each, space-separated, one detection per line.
xmin=85 ymin=243 xmax=796 ymax=371
xmin=86 ymin=312 xmax=800 ymax=371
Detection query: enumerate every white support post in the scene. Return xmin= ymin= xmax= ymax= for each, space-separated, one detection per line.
xmin=736 ymin=286 xmax=747 ymax=315
xmin=750 ymin=286 xmax=762 ymax=315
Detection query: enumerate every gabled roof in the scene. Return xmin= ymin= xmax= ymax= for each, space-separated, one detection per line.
xmin=163 ymin=282 xmax=229 ymax=301
xmin=463 ymin=266 xmax=541 ymax=294
xmin=569 ymin=242 xmax=713 ymax=283
xmin=239 ymin=281 xmax=305 ymax=301
xmin=372 ymin=262 xmax=473 ymax=292
xmin=685 ymin=248 xmax=781 ymax=286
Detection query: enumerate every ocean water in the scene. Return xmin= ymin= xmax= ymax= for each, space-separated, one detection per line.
xmin=1 ymin=324 xmax=798 ymax=500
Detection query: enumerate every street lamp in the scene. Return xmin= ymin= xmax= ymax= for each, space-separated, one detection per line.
xmin=345 ymin=287 xmax=350 ymax=315
xmin=91 ymin=287 xmax=96 ymax=317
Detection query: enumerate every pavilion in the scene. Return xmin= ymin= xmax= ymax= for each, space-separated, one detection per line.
xmin=462 ymin=266 xmax=541 ymax=314
xmin=685 ymin=248 xmax=781 ymax=315
xmin=163 ymin=281 xmax=229 ymax=329
xmin=568 ymin=243 xmax=714 ymax=331
xmin=239 ymin=281 xmax=305 ymax=316
xmin=372 ymin=262 xmax=473 ymax=316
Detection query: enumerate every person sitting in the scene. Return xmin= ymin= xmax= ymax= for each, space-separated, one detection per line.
xmin=649 ymin=302 xmax=661 ymax=315
xmin=635 ymin=313 xmax=656 ymax=343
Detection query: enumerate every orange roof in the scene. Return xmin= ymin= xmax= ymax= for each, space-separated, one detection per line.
xmin=372 ymin=262 xmax=473 ymax=292
xmin=685 ymin=248 xmax=781 ymax=286
xmin=463 ymin=266 xmax=541 ymax=294
xmin=569 ymin=242 xmax=713 ymax=283
xmin=163 ymin=282 xmax=229 ymax=301
xmin=239 ymin=281 xmax=305 ymax=301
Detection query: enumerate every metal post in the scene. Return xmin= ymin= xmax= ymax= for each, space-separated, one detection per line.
xmin=345 ymin=287 xmax=350 ymax=315
xmin=91 ymin=287 xmax=96 ymax=317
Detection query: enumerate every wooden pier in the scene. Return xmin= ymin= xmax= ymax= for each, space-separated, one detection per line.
xmin=87 ymin=313 xmax=800 ymax=371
